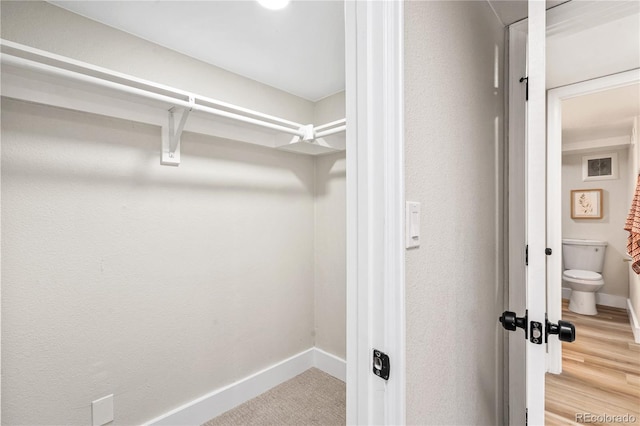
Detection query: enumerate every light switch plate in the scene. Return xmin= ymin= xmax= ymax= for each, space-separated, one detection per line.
xmin=406 ymin=201 xmax=421 ymax=248
xmin=92 ymin=394 xmax=114 ymax=426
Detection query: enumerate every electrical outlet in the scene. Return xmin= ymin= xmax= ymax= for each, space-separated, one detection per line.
xmin=92 ymin=394 xmax=114 ymax=426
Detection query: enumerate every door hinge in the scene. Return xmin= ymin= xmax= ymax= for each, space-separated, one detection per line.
xmin=520 ymin=76 xmax=529 ymax=101
xmin=372 ymin=349 xmax=390 ymax=380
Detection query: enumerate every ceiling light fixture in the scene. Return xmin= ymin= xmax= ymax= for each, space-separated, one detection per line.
xmin=257 ymin=0 xmax=290 ymax=10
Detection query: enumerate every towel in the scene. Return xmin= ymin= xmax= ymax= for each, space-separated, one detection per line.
xmin=624 ymin=174 xmax=640 ymax=273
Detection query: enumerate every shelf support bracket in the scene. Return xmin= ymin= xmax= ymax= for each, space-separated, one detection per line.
xmin=288 ymin=124 xmax=315 ymax=145
xmin=161 ymin=96 xmax=194 ymax=166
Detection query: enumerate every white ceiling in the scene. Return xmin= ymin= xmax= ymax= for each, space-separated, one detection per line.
xmin=488 ymin=0 xmax=567 ymax=26
xmin=547 ymin=8 xmax=640 ymax=89
xmin=548 ymin=1 xmax=640 ymax=144
xmin=562 ymin=84 xmax=640 ymax=143
xmin=48 ymin=0 xmax=345 ymax=102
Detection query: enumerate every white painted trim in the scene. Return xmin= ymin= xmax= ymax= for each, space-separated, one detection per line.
xmin=562 ymin=136 xmax=630 ymax=155
xmin=314 ymin=348 xmax=347 ymax=382
xmin=144 ymin=347 xmax=346 ymax=426
xmin=546 ymin=59 xmax=564 ymax=377
xmin=627 ymin=299 xmax=640 ymax=344
xmin=546 ymin=0 xmax=639 ymax=39
xmin=547 ymin=69 xmax=640 ymax=375
xmin=596 ymin=293 xmax=628 ymax=309
xmin=345 ymin=1 xmax=405 ymax=425
xmin=561 ymin=288 xmax=629 ymax=310
xmin=382 ymin=1 xmax=406 ymax=424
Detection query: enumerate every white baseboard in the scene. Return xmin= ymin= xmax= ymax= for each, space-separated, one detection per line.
xmin=627 ymin=298 xmax=640 ymax=344
xmin=313 ymin=347 xmax=347 ymax=382
xmin=562 ymin=287 xmax=628 ymax=309
xmin=144 ymin=347 xmax=346 ymax=426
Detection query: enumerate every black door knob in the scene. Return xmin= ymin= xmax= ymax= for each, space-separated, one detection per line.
xmin=547 ymin=319 xmax=576 ymax=342
xmin=499 ymin=311 xmax=527 ymax=332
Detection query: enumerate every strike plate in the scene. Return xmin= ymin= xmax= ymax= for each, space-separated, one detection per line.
xmin=372 ymin=349 xmax=390 ymax=380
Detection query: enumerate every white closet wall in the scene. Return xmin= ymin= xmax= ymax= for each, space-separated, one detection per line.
xmin=314 ymin=92 xmax=347 ymax=359
xmin=1 ymin=1 xmax=346 ymax=424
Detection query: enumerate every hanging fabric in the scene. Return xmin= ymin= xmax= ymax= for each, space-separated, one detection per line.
xmin=624 ymin=174 xmax=640 ymax=273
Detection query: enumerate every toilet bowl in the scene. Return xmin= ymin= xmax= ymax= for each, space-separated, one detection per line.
xmin=562 ymin=269 xmax=604 ymax=315
xmin=562 ymin=239 xmax=607 ymax=315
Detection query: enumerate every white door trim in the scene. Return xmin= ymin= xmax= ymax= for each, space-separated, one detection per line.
xmin=546 ymin=68 xmax=640 ymax=374
xmin=345 ymin=1 xmax=405 ymax=425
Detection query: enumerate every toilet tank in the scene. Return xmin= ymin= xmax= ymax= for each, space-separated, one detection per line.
xmin=562 ymin=239 xmax=607 ymax=273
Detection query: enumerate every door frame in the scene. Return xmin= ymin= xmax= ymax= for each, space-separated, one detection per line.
xmin=546 ymin=68 xmax=640 ymax=373
xmin=345 ymin=1 xmax=406 ymax=425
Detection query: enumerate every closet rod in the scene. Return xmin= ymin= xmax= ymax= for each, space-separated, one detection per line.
xmin=316 ymin=126 xmax=347 ymax=138
xmin=314 ymin=118 xmax=346 ymax=132
xmin=1 ymin=41 xmax=309 ymax=138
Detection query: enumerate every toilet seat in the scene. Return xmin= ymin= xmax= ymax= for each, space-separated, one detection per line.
xmin=562 ymin=269 xmax=604 ymax=315
xmin=563 ymin=269 xmax=602 ymax=281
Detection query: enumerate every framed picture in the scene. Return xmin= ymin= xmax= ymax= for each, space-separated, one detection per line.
xmin=582 ymin=153 xmax=618 ymax=181
xmin=571 ymin=189 xmax=603 ymax=219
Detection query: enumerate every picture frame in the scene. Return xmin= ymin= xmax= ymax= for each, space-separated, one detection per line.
xmin=571 ymin=189 xmax=603 ymax=219
xmin=582 ymin=152 xmax=618 ymax=181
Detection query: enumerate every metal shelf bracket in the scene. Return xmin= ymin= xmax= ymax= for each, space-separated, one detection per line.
xmin=161 ymin=96 xmax=195 ymax=166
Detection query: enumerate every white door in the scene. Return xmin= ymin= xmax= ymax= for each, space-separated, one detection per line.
xmin=524 ymin=2 xmax=547 ymax=424
xmin=503 ymin=2 xmax=573 ymax=425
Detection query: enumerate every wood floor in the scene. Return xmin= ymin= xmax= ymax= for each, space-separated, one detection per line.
xmin=545 ymin=300 xmax=640 ymax=425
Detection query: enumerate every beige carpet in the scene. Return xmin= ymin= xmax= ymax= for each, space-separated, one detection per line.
xmin=202 ymin=368 xmax=346 ymax=426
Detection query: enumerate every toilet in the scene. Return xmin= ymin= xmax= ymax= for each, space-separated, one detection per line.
xmin=562 ymin=238 xmax=607 ymax=315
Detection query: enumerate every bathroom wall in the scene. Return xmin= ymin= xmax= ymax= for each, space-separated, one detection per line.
xmin=562 ymin=148 xmax=630 ymax=298
xmin=404 ymin=1 xmax=505 ymax=424
xmin=313 ymin=92 xmax=346 ymax=359
xmin=1 ymin=1 xmax=344 ymax=424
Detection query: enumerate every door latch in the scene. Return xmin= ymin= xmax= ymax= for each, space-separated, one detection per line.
xmin=372 ymin=349 xmax=390 ymax=380
xmin=499 ymin=310 xmax=528 ymax=339
xmin=500 ymin=310 xmax=544 ymax=343
xmin=546 ymin=318 xmax=576 ymax=343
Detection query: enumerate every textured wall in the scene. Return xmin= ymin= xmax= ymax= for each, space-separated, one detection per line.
xmin=1 ymin=98 xmax=316 ymax=425
xmin=313 ymin=92 xmax=346 ymax=359
xmin=404 ymin=1 xmax=505 ymax=424
xmin=562 ymin=149 xmax=630 ymax=298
